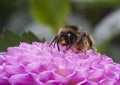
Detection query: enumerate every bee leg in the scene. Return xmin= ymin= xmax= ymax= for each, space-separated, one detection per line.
xmin=49 ymin=35 xmax=58 ymax=47
xmin=77 ymin=33 xmax=89 ymax=52
xmin=91 ymin=47 xmax=98 ymax=54
xmin=86 ymin=35 xmax=93 ymax=48
xmin=86 ymin=35 xmax=97 ymax=53
xmin=50 ymin=36 xmax=60 ymax=51
xmin=65 ymin=35 xmax=74 ymax=51
xmin=56 ymin=39 xmax=60 ymax=51
xmin=77 ymin=37 xmax=84 ymax=51
xmin=65 ymin=45 xmax=72 ymax=51
xmin=82 ymin=33 xmax=93 ymax=50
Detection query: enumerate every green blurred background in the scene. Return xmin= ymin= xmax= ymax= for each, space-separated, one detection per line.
xmin=0 ymin=0 xmax=120 ymax=63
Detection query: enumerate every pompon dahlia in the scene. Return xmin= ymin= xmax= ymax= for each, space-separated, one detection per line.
xmin=0 ymin=42 xmax=120 ymax=85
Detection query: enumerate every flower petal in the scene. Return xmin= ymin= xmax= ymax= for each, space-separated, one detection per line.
xmin=0 ymin=42 xmax=119 ymax=85
xmin=9 ymin=74 xmax=35 ymax=85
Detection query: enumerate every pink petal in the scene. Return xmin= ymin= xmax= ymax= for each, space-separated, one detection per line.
xmin=9 ymin=74 xmax=35 ymax=85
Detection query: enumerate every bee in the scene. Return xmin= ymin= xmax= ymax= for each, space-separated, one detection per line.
xmin=49 ymin=25 xmax=95 ymax=52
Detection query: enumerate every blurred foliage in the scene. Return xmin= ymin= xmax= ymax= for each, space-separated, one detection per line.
xmin=80 ymin=0 xmax=120 ymax=6
xmin=97 ymin=39 xmax=112 ymax=53
xmin=0 ymin=29 xmax=44 ymax=52
xmin=21 ymin=31 xmax=45 ymax=43
xmin=0 ymin=0 xmax=28 ymax=33
xmin=73 ymin=0 xmax=120 ymax=27
xmin=105 ymin=34 xmax=120 ymax=63
xmin=0 ymin=29 xmax=20 ymax=52
xmin=29 ymin=0 xmax=70 ymax=33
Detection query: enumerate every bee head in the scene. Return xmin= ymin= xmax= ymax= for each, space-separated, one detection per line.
xmin=60 ymin=32 xmax=76 ymax=46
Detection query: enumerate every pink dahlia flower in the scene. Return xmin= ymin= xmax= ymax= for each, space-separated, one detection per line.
xmin=0 ymin=42 xmax=120 ymax=85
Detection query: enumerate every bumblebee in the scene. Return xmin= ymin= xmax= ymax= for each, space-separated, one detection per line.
xmin=49 ymin=25 xmax=95 ymax=52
